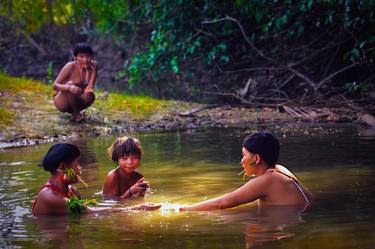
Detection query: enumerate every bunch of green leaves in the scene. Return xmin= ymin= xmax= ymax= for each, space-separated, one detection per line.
xmin=344 ymin=81 xmax=370 ymax=95
xmin=64 ymin=168 xmax=75 ymax=180
xmin=0 ymin=0 xmax=78 ymax=34
xmin=46 ymin=62 xmax=53 ymax=84
xmin=66 ymin=195 xmax=98 ymax=215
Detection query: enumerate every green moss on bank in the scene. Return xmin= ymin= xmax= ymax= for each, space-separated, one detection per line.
xmin=95 ymin=93 xmax=172 ymax=116
xmin=0 ymin=74 xmax=51 ymax=95
xmin=0 ymin=73 xmax=171 ymax=117
xmin=0 ymin=108 xmax=13 ymax=127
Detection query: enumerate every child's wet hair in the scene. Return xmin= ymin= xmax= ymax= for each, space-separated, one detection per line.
xmin=108 ymin=136 xmax=143 ymax=164
xmin=242 ymin=132 xmax=280 ymax=167
xmin=40 ymin=143 xmax=80 ymax=173
xmin=73 ymin=42 xmax=93 ymax=57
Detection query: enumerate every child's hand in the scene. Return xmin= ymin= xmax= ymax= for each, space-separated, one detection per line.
xmin=129 ymin=178 xmax=149 ymax=196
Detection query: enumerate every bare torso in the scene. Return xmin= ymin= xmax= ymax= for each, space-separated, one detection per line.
xmin=257 ymin=166 xmax=311 ymax=207
xmin=102 ymin=168 xmax=143 ymax=197
xmin=180 ymin=164 xmax=313 ymax=211
xmin=54 ymin=61 xmax=96 ymax=91
xmin=53 ymin=61 xmax=97 ymax=119
xmin=32 ymin=182 xmax=81 ymax=215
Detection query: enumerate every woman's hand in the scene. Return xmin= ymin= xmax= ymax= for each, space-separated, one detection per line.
xmin=129 ymin=178 xmax=149 ymax=196
xmin=66 ymin=81 xmax=82 ymax=94
xmin=84 ymin=87 xmax=94 ymax=94
xmin=69 ymin=85 xmax=82 ymax=94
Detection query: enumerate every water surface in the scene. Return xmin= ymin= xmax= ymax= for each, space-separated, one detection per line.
xmin=1 ymin=126 xmax=374 ymax=248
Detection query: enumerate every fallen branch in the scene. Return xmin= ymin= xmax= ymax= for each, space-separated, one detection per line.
xmin=178 ymin=104 xmax=222 ymax=117
xmin=281 ymin=105 xmax=340 ymax=121
xmin=202 ymin=91 xmax=288 ymax=107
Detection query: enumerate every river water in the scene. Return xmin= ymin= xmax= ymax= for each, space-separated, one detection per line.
xmin=1 ymin=126 xmax=374 ymax=249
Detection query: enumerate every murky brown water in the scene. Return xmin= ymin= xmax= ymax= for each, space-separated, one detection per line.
xmin=1 ymin=126 xmax=375 ymax=248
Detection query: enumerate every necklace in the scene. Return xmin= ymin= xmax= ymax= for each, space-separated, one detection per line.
xmin=76 ymin=61 xmax=87 ymax=84
xmin=47 ymin=179 xmax=68 ymax=195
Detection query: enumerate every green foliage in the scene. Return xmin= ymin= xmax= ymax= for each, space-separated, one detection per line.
xmin=0 ymin=73 xmax=51 ymax=95
xmin=97 ymin=0 xmax=373 ymax=96
xmin=95 ymin=92 xmax=171 ymax=116
xmin=0 ymin=108 xmax=13 ymax=127
xmin=47 ymin=62 xmax=53 ymax=84
xmin=64 ymin=168 xmax=75 ymax=180
xmin=0 ymin=0 xmax=76 ymax=34
xmin=344 ymin=81 xmax=370 ymax=95
xmin=66 ymin=195 xmax=98 ymax=215
xmin=1 ymin=0 xmax=374 ymax=100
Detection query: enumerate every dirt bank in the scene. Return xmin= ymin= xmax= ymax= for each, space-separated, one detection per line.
xmin=1 ymin=74 xmax=373 ymax=149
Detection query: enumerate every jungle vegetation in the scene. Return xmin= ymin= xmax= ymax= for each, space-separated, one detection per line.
xmin=0 ymin=0 xmax=374 ymax=109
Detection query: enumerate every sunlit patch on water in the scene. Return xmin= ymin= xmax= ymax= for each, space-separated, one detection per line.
xmin=158 ymin=202 xmax=182 ymax=216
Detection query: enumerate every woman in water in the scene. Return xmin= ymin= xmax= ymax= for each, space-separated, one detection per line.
xmin=180 ymin=132 xmax=313 ymax=211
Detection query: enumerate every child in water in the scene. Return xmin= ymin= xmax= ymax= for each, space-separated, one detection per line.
xmin=32 ymin=143 xmax=159 ymax=216
xmin=102 ymin=136 xmax=149 ymax=199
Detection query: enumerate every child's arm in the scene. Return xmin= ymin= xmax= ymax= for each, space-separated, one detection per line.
xmin=102 ymin=170 xmax=119 ymax=197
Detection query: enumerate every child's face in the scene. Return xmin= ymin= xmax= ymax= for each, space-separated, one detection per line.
xmin=118 ymin=154 xmax=140 ymax=173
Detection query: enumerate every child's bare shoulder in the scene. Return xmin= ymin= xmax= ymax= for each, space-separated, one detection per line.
xmin=63 ymin=61 xmax=76 ymax=69
xmin=106 ymin=168 xmax=118 ymax=178
xmin=133 ymin=171 xmax=144 ymax=179
xmin=38 ymin=188 xmax=65 ymax=203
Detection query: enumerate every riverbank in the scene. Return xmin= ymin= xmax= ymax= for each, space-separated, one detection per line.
xmin=0 ymin=74 xmax=372 ymax=149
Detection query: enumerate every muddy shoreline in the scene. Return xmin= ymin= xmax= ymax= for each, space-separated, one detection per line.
xmin=1 ymin=74 xmax=374 ymax=150
xmin=0 ymin=103 xmax=369 ymax=150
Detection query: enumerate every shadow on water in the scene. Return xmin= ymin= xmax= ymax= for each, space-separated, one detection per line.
xmin=0 ymin=126 xmax=375 ymax=248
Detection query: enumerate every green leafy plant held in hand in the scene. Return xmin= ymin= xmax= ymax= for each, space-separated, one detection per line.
xmin=66 ymin=195 xmax=98 ymax=215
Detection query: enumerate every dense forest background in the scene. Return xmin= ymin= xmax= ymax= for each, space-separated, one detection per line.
xmin=0 ymin=0 xmax=374 ymax=108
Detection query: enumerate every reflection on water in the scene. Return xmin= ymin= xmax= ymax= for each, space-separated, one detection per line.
xmin=0 ymin=126 xmax=375 ymax=249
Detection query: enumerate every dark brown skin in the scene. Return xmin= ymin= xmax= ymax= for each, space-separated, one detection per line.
xmin=53 ymin=53 xmax=97 ymax=121
xmin=180 ymin=147 xmax=313 ymax=211
xmin=102 ymin=154 xmax=149 ymax=199
xmin=32 ymin=156 xmax=159 ymax=216
xmin=32 ymin=157 xmax=83 ymax=215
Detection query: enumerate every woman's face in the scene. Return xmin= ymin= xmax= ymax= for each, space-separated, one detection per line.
xmin=118 ymin=154 xmax=141 ymax=174
xmin=241 ymin=147 xmax=257 ymax=176
xmin=76 ymin=53 xmax=92 ymax=67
